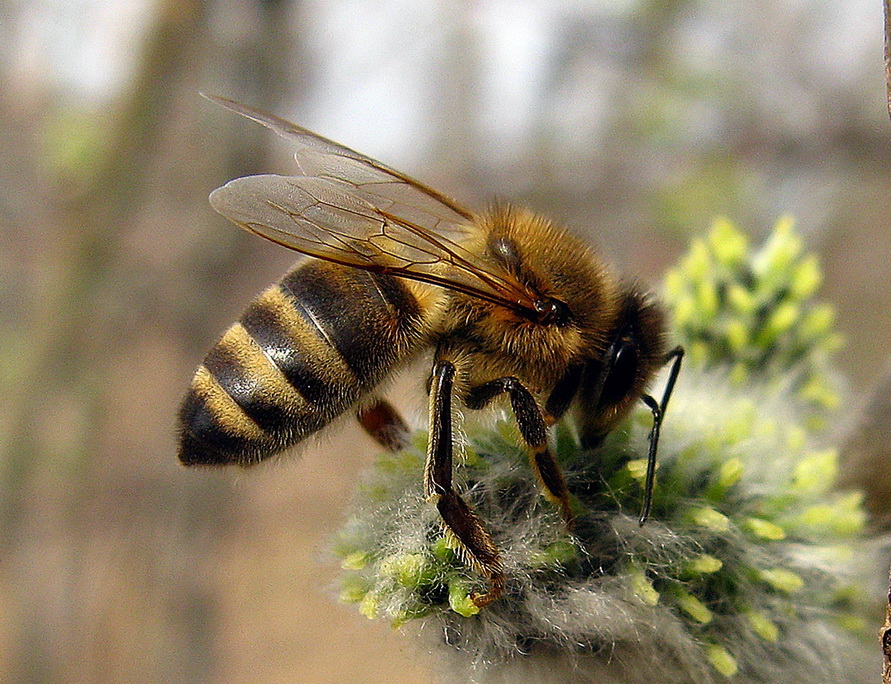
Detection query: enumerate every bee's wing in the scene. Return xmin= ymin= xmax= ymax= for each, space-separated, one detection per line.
xmin=205 ymin=96 xmax=540 ymax=314
xmin=203 ymin=95 xmax=473 ymax=229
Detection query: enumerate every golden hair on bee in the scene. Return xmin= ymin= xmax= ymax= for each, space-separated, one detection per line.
xmin=179 ymin=95 xmax=683 ymax=608
xmin=445 ymin=204 xmax=622 ymax=394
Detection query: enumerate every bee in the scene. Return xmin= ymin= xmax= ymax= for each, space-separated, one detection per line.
xmin=179 ymin=95 xmax=683 ymax=607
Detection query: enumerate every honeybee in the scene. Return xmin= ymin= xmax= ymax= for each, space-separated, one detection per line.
xmin=179 ymin=95 xmax=683 ymax=607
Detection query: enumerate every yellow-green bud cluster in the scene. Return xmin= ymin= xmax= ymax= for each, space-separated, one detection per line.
xmin=664 ymin=217 xmax=843 ymax=427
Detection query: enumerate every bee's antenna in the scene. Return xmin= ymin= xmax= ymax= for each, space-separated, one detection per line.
xmin=639 ymin=346 xmax=684 ymax=525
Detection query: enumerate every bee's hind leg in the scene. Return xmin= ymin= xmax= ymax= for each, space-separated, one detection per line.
xmin=466 ymin=377 xmax=573 ymax=525
xmin=426 ymin=360 xmax=504 ymax=608
xmin=358 ymin=398 xmax=410 ymax=452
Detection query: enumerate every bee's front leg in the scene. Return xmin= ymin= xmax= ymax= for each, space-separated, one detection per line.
xmin=466 ymin=377 xmax=573 ymax=525
xmin=425 ymin=360 xmax=504 ymax=608
xmin=637 ymin=345 xmax=685 ymax=525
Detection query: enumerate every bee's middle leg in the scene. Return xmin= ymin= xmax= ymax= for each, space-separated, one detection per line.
xmin=466 ymin=377 xmax=573 ymax=524
xmin=358 ymin=398 xmax=410 ymax=452
xmin=426 ymin=360 xmax=504 ymax=607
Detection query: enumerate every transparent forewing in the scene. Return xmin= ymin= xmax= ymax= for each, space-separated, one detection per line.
xmin=208 ymin=173 xmax=539 ymax=313
xmin=204 ymin=95 xmax=541 ymax=313
xmin=210 ymin=174 xmax=449 ymax=269
xmin=204 ymin=95 xmax=474 ymax=231
xmin=292 ymin=148 xmax=472 ymax=241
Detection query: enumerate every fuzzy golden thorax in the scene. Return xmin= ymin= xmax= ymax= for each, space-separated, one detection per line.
xmin=439 ymin=205 xmax=623 ymax=395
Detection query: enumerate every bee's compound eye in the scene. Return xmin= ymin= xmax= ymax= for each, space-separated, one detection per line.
xmin=601 ymin=341 xmax=639 ymax=406
xmin=534 ymin=298 xmax=571 ymax=326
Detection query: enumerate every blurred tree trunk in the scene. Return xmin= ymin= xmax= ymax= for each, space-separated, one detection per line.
xmin=0 ymin=0 xmax=300 ymax=681
xmin=839 ymin=358 xmax=891 ymax=522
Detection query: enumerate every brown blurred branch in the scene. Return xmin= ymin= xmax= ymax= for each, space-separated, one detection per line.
xmin=839 ymin=358 xmax=891 ymax=520
xmin=842 ymin=356 xmax=891 ymax=680
xmin=883 ymin=570 xmax=891 ymax=683
xmin=1 ymin=0 xmax=211 ymax=528
xmin=885 ymin=0 xmax=891 ymax=120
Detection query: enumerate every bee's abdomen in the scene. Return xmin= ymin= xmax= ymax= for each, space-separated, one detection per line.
xmin=178 ymin=262 xmax=426 ymax=466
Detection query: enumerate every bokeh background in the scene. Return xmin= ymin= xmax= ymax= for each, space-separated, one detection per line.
xmin=2 ymin=0 xmax=890 ymax=681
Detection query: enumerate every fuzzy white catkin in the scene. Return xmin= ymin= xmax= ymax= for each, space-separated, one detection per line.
xmin=336 ymin=368 xmax=876 ymax=683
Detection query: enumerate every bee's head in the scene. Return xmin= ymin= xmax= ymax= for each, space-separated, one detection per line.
xmin=576 ymin=288 xmax=667 ymax=445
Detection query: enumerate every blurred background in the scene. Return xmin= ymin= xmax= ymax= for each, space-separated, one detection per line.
xmin=2 ymin=0 xmax=890 ymax=681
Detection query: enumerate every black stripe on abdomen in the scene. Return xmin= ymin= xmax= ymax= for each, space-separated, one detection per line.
xmin=279 ymin=263 xmax=418 ymax=386
xmin=240 ymin=297 xmax=339 ymax=406
xmin=203 ymin=342 xmax=293 ymax=435
xmin=178 ymin=365 xmax=273 ymax=466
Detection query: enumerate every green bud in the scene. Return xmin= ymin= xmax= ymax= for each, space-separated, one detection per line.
xmin=729 ymin=362 xmax=749 ymax=385
xmin=676 ymin=590 xmax=713 ymax=624
xmin=785 ymin=425 xmax=806 ymax=451
xmin=627 ymin=565 xmax=660 ymax=606
xmin=792 ymin=450 xmax=838 ymax=494
xmin=755 ymin=301 xmax=799 ymax=347
xmin=462 ymin=444 xmax=482 ymax=468
xmin=755 ymin=215 xmax=801 ymax=279
xmin=798 ymin=376 xmax=840 ymax=411
xmin=686 ymin=341 xmax=709 ymax=366
xmin=359 ymin=591 xmax=380 ymax=619
xmin=799 ymin=304 xmax=836 ymax=340
xmin=625 ymin=458 xmax=648 ymax=482
xmin=379 ymin=553 xmax=430 ymax=588
xmin=725 ymin=319 xmax=749 ymax=353
xmin=688 ymin=554 xmax=723 ymax=574
xmin=430 ymin=536 xmax=458 ymax=563
xmin=687 ymin=506 xmax=731 ymax=532
xmin=836 ymin=614 xmax=867 ymax=634
xmin=339 ymin=576 xmax=369 ymax=604
xmin=823 ymin=332 xmax=845 ymax=353
xmin=696 ymin=280 xmax=720 ymax=319
xmin=726 ymin=282 xmax=757 ymax=316
xmin=708 ymin=217 xmax=748 ymax=267
xmin=391 ymin=603 xmax=434 ymax=628
xmin=341 ymin=551 xmax=371 ymax=570
xmin=529 ymin=540 xmax=578 ymax=568
xmin=684 ymin=239 xmax=712 ymax=280
xmin=746 ymin=611 xmax=780 ymax=641
xmin=664 ymin=268 xmax=686 ymax=299
xmin=835 ymin=492 xmax=867 ymax=535
xmin=448 ymin=580 xmax=481 ymax=617
xmin=797 ymin=494 xmax=865 ymax=536
xmin=718 ymin=458 xmax=744 ymax=489
xmin=544 ymin=540 xmax=577 ymax=565
xmin=705 ymin=644 xmax=739 ymax=677
xmin=790 ymin=255 xmax=822 ymax=300
xmin=759 ymin=568 xmax=804 ymax=593
xmin=672 ymin=296 xmax=698 ymax=329
xmin=796 ymin=504 xmax=834 ymax=529
xmin=744 ymin=517 xmax=786 ymax=540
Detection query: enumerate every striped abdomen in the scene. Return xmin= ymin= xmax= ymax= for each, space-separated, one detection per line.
xmin=178 ymin=261 xmax=431 ymax=466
